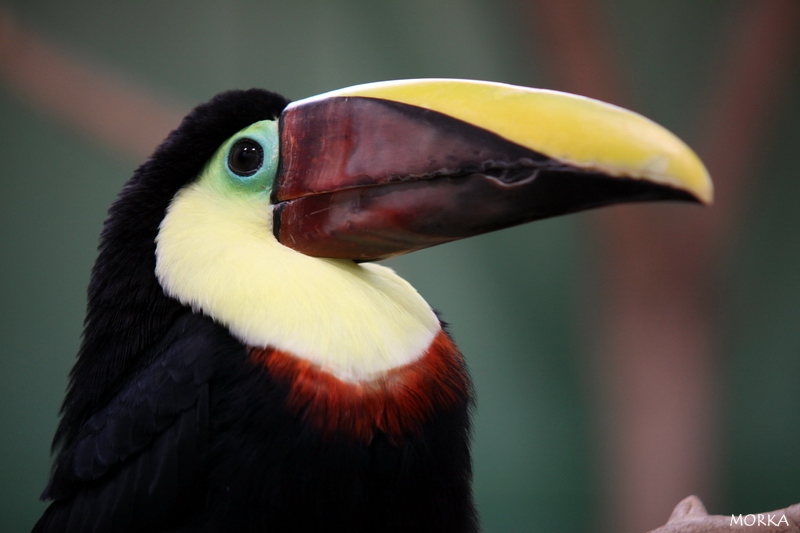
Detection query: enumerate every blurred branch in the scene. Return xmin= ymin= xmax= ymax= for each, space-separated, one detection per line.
xmin=0 ymin=5 xmax=185 ymax=160
xmin=524 ymin=0 xmax=626 ymax=105
xmin=526 ymin=0 xmax=800 ymax=532
xmin=528 ymin=0 xmax=717 ymax=529
xmin=697 ymin=0 xmax=800 ymax=249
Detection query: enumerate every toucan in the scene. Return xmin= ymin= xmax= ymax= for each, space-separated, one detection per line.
xmin=34 ymin=79 xmax=711 ymax=533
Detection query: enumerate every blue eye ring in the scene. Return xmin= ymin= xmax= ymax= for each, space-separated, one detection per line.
xmin=228 ymin=138 xmax=264 ymax=177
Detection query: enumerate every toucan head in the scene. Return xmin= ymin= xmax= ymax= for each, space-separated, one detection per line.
xmin=166 ymin=78 xmax=710 ymax=265
xmin=62 ymin=79 xmax=712 ymax=443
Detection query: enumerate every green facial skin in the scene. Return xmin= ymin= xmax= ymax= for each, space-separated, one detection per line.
xmin=202 ymin=120 xmax=280 ymax=197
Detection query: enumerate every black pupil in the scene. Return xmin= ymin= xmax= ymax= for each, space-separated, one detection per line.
xmin=228 ymin=139 xmax=264 ymax=176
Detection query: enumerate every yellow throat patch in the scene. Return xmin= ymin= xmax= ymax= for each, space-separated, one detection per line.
xmin=155 ymin=171 xmax=440 ymax=383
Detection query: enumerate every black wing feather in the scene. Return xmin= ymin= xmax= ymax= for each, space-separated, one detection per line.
xmin=35 ymin=313 xmax=240 ymax=533
xmin=55 ymin=89 xmax=289 ymax=453
xmin=37 ymin=89 xmax=289 ymax=532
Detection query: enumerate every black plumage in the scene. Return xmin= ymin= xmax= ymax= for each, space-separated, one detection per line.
xmin=35 ymin=90 xmax=476 ymax=533
xmin=54 ymin=89 xmax=290 ymax=452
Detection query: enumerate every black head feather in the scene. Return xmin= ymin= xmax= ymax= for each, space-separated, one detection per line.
xmin=54 ymin=89 xmax=290 ymax=452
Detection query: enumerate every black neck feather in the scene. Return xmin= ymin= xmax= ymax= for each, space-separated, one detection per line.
xmin=54 ymin=89 xmax=290 ymax=451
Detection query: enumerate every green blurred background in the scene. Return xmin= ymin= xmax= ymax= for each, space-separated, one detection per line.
xmin=1 ymin=1 xmax=798 ymax=531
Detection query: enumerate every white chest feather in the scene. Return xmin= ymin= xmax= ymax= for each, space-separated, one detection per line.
xmin=155 ymin=183 xmax=439 ymax=382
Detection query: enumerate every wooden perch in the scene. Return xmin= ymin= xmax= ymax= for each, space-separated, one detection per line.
xmin=649 ymin=496 xmax=800 ymax=533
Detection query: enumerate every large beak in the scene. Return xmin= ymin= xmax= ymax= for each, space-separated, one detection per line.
xmin=272 ymin=79 xmax=712 ymax=261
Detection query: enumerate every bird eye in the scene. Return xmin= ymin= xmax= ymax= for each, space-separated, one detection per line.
xmin=228 ymin=139 xmax=264 ymax=176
